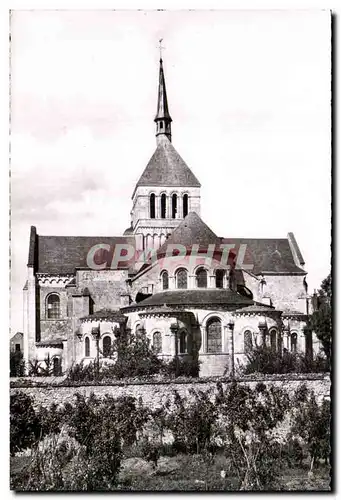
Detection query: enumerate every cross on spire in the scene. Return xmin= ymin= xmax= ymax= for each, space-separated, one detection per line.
xmin=158 ymin=38 xmax=165 ymax=61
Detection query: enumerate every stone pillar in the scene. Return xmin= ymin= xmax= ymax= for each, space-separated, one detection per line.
xmin=199 ymin=324 xmax=206 ymax=353
xmin=227 ymin=321 xmax=235 ymax=378
xmin=223 ymin=325 xmax=229 ymax=353
xmin=209 ymin=274 xmax=215 ymax=288
xmin=155 ymin=195 xmax=160 ymax=218
xmin=189 ymin=274 xmax=195 ymax=289
xmin=169 ymin=275 xmax=175 ymax=290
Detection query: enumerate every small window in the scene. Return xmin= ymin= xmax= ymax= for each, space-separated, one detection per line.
xmin=85 ymin=337 xmax=90 ymax=357
xmin=53 ymin=357 xmax=62 ymax=376
xmin=291 ymin=332 xmax=298 ymax=353
xmin=153 ymin=331 xmax=162 ymax=353
xmin=150 ymin=193 xmax=156 ymax=219
xmin=179 ymin=331 xmax=187 ymax=354
xmin=103 ymin=336 xmax=112 ymax=357
xmin=15 ymin=344 xmax=21 ymax=352
xmin=183 ymin=194 xmax=188 ymax=218
xmin=196 ymin=268 xmax=208 ymax=288
xmin=161 ymin=271 xmax=169 ymax=290
xmin=270 ymin=329 xmax=277 ymax=352
xmin=244 ymin=330 xmax=252 ymax=353
xmin=161 ymin=193 xmax=167 ymax=219
xmin=160 ymin=122 xmax=164 ymax=130
xmin=176 ymin=268 xmax=188 ymax=289
xmin=172 ymin=194 xmax=177 ymax=219
xmin=47 ymin=294 xmax=60 ymax=319
xmin=215 ymin=269 xmax=225 ymax=289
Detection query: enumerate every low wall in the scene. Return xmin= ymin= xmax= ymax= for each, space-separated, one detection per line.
xmin=10 ymin=374 xmax=330 ymax=410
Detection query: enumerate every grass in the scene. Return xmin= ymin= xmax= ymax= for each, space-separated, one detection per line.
xmin=10 ymin=452 xmax=330 ymax=492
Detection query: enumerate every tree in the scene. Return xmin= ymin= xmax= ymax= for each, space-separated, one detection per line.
xmin=310 ymin=272 xmax=332 ymax=364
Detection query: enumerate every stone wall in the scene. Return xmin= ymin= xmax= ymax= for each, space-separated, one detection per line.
xmin=10 ymin=374 xmax=330 ymax=410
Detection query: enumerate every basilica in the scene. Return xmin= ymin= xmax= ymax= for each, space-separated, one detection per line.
xmin=23 ymin=56 xmax=318 ymax=377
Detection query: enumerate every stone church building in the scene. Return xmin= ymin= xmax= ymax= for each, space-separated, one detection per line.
xmin=23 ymin=56 xmax=318 ymax=377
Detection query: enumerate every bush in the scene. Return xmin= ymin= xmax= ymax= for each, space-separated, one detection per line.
xmin=163 ymin=356 xmax=201 ymax=378
xmin=10 ymin=392 xmax=41 ymax=456
xmin=243 ymin=346 xmax=329 ymax=375
xmin=290 ymin=386 xmax=330 ymax=469
xmin=164 ymin=388 xmax=218 ymax=454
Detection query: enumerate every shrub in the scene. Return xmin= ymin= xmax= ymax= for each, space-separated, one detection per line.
xmin=164 ymin=388 xmax=218 ymax=454
xmin=290 ymin=386 xmax=330 ymax=469
xmin=243 ymin=346 xmax=329 ymax=375
xmin=10 ymin=392 xmax=41 ymax=456
xmin=215 ymin=381 xmax=291 ymax=490
xmin=163 ymin=356 xmax=201 ymax=378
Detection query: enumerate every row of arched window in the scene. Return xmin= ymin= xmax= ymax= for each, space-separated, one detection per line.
xmin=150 ymin=193 xmax=189 ymax=219
xmin=243 ymin=329 xmax=298 ymax=353
xmin=161 ymin=268 xmax=226 ymax=290
xmin=84 ymin=335 xmax=113 ymax=357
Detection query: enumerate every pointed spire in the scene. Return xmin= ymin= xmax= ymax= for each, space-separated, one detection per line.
xmin=154 ymin=57 xmax=172 ymax=144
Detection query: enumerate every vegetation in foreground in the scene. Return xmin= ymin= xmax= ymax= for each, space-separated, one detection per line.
xmin=10 ymin=382 xmax=330 ymax=491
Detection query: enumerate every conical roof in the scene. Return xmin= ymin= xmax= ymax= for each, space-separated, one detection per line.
xmin=134 ymin=139 xmax=201 ymax=194
xmin=155 ymin=58 xmax=172 ymax=122
xmin=157 ymin=212 xmax=221 ymax=254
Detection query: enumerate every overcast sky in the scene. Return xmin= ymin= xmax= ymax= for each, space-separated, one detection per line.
xmin=10 ymin=9 xmax=331 ymax=334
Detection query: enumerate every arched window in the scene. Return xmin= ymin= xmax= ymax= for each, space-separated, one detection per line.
xmin=270 ymin=329 xmax=277 ymax=352
xmin=244 ymin=330 xmax=252 ymax=353
xmin=183 ymin=194 xmax=188 ymax=218
xmin=215 ymin=269 xmax=225 ymax=289
xmin=161 ymin=193 xmax=167 ymax=219
xmin=176 ymin=268 xmax=188 ymax=289
xmin=53 ymin=357 xmax=62 ymax=376
xmin=150 ymin=193 xmax=156 ymax=219
xmin=103 ymin=336 xmax=112 ymax=357
xmin=172 ymin=194 xmax=177 ymax=219
xmin=85 ymin=337 xmax=90 ymax=357
xmin=291 ymin=332 xmax=298 ymax=353
xmin=179 ymin=330 xmax=187 ymax=354
xmin=135 ymin=323 xmax=144 ymax=334
xmin=153 ymin=331 xmax=162 ymax=353
xmin=161 ymin=271 xmax=169 ymax=290
xmin=196 ymin=268 xmax=208 ymax=288
xmin=47 ymin=294 xmax=60 ymax=319
xmin=206 ymin=317 xmax=222 ymax=353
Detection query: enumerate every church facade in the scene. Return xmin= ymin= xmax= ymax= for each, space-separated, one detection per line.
xmin=23 ymin=56 xmax=319 ymax=377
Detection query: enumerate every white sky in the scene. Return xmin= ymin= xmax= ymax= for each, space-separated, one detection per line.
xmin=10 ymin=9 xmax=331 ymax=334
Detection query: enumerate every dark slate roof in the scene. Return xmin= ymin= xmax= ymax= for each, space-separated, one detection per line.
xmin=157 ymin=212 xmax=221 ymax=255
xmin=80 ymin=309 xmax=127 ymax=323
xmin=122 ymin=289 xmax=254 ymax=310
xmin=155 ymin=58 xmax=172 ymax=122
xmin=220 ymin=238 xmax=306 ymax=275
xmin=34 ymin=234 xmax=136 ymax=274
xmin=234 ymin=304 xmax=280 ymax=314
xmin=134 ymin=139 xmax=201 ymax=195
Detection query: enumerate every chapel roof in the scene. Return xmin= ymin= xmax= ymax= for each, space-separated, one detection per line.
xmin=133 ymin=139 xmax=201 ymax=197
xmin=121 ymin=288 xmax=254 ymax=311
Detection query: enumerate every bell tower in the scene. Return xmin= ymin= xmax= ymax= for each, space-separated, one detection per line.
xmin=129 ymin=50 xmax=201 ymax=252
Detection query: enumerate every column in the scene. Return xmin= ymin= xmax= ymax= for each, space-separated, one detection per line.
xmin=199 ymin=324 xmax=206 ymax=353
xmin=227 ymin=322 xmax=235 ymax=378
xmin=209 ymin=274 xmax=215 ymax=288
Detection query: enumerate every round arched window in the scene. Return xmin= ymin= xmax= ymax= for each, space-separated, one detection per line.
xmin=47 ymin=294 xmax=60 ymax=319
xmin=161 ymin=271 xmax=169 ymax=290
xmin=176 ymin=268 xmax=188 ymax=289
xmin=196 ymin=268 xmax=208 ymax=288
xmin=206 ymin=318 xmax=222 ymax=353
xmin=103 ymin=336 xmax=112 ymax=357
